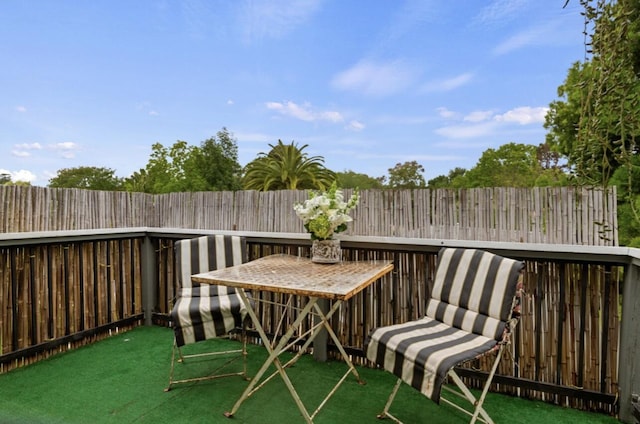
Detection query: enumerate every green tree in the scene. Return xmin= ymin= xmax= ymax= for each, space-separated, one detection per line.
xmin=547 ymin=0 xmax=640 ymax=244
xmin=452 ymin=143 xmax=542 ymax=188
xmin=427 ymin=167 xmax=467 ymax=189
xmin=546 ymin=0 xmax=640 ymax=184
xmin=242 ymin=140 xmax=335 ymax=191
xmin=543 ymin=61 xmax=589 ymax=169
xmin=125 ymin=141 xmax=194 ymax=193
xmin=534 ymin=143 xmax=570 ymax=187
xmin=387 ymin=161 xmax=426 ymax=189
xmin=610 ymin=154 xmax=640 ymax=246
xmin=193 ymin=128 xmax=242 ymax=191
xmin=335 ymin=170 xmax=385 ymax=189
xmin=48 ymin=166 xmax=124 ymax=190
xmin=0 ymin=173 xmax=10 ymax=185
xmin=125 ymin=130 xmax=242 ymax=193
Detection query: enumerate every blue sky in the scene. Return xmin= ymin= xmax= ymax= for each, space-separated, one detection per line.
xmin=1 ymin=0 xmax=586 ymax=186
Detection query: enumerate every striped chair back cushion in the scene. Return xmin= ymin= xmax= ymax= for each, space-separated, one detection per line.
xmin=426 ymin=248 xmax=524 ymax=341
xmin=175 ymin=235 xmax=247 ymax=296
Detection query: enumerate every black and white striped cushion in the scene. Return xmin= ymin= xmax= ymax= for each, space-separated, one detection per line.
xmin=171 ymin=235 xmax=250 ymax=347
xmin=366 ymin=248 xmax=524 ymax=403
xmin=427 ymin=248 xmax=522 ymax=340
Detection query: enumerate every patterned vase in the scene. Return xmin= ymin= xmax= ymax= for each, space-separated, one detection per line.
xmin=311 ymin=239 xmax=341 ymax=264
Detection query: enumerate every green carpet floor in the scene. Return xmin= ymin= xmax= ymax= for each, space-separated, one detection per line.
xmin=0 ymin=326 xmax=620 ymax=424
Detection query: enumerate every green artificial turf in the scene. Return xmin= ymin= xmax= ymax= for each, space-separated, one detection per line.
xmin=0 ymin=326 xmax=620 ymax=424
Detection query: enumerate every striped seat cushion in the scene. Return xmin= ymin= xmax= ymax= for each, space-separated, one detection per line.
xmin=171 ymin=235 xmax=252 ymax=347
xmin=171 ymin=291 xmax=246 ymax=346
xmin=176 ymin=235 xmax=246 ymax=293
xmin=366 ymin=248 xmax=524 ymax=403
xmin=366 ymin=316 xmax=497 ymax=402
xmin=427 ymin=248 xmax=523 ymax=340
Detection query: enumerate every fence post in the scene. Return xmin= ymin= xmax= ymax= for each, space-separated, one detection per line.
xmin=313 ymin=299 xmax=329 ymax=362
xmin=619 ymin=259 xmax=640 ymax=424
xmin=141 ymin=235 xmax=158 ymax=326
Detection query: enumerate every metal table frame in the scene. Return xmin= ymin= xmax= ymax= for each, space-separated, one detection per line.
xmin=191 ymin=253 xmax=394 ymax=423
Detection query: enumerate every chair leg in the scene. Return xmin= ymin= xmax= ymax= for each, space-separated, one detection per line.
xmin=241 ymin=319 xmax=250 ymax=381
xmin=471 ymin=346 xmax=505 ymax=424
xmin=377 ymin=378 xmax=404 ymax=422
xmin=445 ymin=345 xmax=505 ymax=424
xmin=165 ymin=339 xmax=179 ymax=392
xmin=165 ymin=328 xmax=250 ymax=392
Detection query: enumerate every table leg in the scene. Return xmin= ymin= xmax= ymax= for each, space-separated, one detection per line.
xmin=313 ymin=298 xmax=329 ymax=362
xmin=268 ymin=299 xmax=362 ymax=386
xmin=311 ymin=301 xmax=364 ymax=384
xmin=225 ymin=290 xmax=318 ymax=423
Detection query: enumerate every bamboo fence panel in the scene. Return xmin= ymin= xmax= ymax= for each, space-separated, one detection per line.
xmin=0 ymin=239 xmax=144 ymax=372
xmin=452 ymin=259 xmax=621 ymax=411
xmin=0 ymin=186 xmax=618 ymax=246
xmin=0 ymin=187 xmax=155 ymax=233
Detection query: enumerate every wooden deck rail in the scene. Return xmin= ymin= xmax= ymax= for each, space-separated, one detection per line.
xmin=1 ymin=228 xmax=639 ymax=423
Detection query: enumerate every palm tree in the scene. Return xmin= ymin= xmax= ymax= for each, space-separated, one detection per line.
xmin=242 ymin=140 xmax=335 ymax=191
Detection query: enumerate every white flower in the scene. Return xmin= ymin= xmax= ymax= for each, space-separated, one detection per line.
xmin=294 ymin=183 xmax=359 ymax=240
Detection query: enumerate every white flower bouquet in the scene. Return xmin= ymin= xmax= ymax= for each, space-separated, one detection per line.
xmin=293 ymin=183 xmax=359 ymax=240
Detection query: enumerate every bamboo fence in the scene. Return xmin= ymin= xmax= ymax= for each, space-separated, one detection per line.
xmin=0 ymin=239 xmax=143 ymax=370
xmin=0 ymin=185 xmax=622 ymax=412
xmin=0 ymin=185 xmax=618 ymax=245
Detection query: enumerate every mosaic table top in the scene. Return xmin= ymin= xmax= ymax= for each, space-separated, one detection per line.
xmin=191 ymin=254 xmax=394 ymax=300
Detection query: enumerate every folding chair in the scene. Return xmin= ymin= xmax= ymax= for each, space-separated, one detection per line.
xmin=366 ymin=247 xmax=524 ymax=424
xmin=165 ymin=235 xmax=252 ymax=391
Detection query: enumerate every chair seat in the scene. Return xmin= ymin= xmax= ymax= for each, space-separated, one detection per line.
xmin=171 ymin=291 xmax=250 ymax=347
xmin=366 ymin=316 xmax=499 ymax=403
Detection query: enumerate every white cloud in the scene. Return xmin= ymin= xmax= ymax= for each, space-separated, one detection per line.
xmin=11 ymin=150 xmax=31 ymax=158
xmin=239 ymin=0 xmax=322 ymax=41
xmin=436 ymin=107 xmax=458 ymax=119
xmin=52 ymin=142 xmax=78 ymax=150
xmin=435 ymin=105 xmax=548 ymax=139
xmin=13 ymin=170 xmax=36 ymax=182
xmin=11 ymin=142 xmax=42 ymax=158
xmin=492 ymin=19 xmax=573 ymax=56
xmin=464 ymin=110 xmax=494 ymax=123
xmin=494 ymin=106 xmax=548 ymax=124
xmin=331 ymin=60 xmax=418 ymax=96
xmin=318 ymin=110 xmax=343 ymax=123
xmin=15 ymin=106 xmax=27 ymax=113
xmin=474 ymin=0 xmax=530 ymax=26
xmin=421 ymin=72 xmax=473 ymax=93
xmin=136 ymin=101 xmax=159 ymax=116
xmin=492 ymin=27 xmax=542 ymax=55
xmin=48 ymin=142 xmax=80 ymax=159
xmin=0 ymin=169 xmax=36 ymax=183
xmin=435 ymin=121 xmax=498 ymax=139
xmin=14 ymin=142 xmax=42 ymax=150
xmin=346 ymin=120 xmax=365 ymax=131
xmin=266 ymin=101 xmax=345 ymax=123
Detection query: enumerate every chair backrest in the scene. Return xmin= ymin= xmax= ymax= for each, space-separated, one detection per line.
xmin=175 ymin=235 xmax=247 ymax=296
xmin=426 ymin=248 xmax=524 ymax=341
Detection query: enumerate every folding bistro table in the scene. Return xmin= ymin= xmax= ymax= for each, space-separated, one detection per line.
xmin=191 ymin=253 xmax=394 ymax=423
